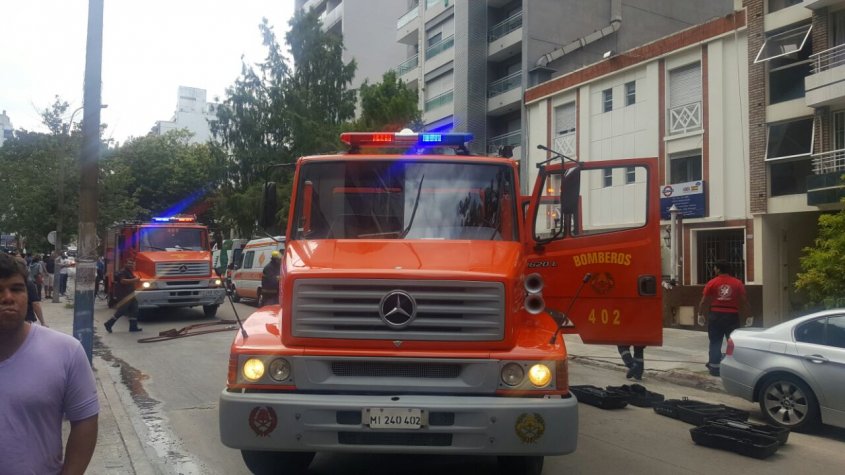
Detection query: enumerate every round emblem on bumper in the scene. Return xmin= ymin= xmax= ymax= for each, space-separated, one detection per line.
xmin=249 ymin=406 xmax=278 ymax=437
xmin=515 ymin=412 xmax=545 ymax=444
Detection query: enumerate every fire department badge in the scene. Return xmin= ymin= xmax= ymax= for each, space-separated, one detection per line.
xmin=248 ymin=406 xmax=278 ymax=437
xmin=590 ymin=272 xmax=615 ymax=294
xmin=514 ymin=412 xmax=545 ymax=444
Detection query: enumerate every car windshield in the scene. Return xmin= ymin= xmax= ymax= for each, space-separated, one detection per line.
xmin=139 ymin=227 xmax=207 ymax=251
xmin=291 ymin=160 xmax=518 ymax=241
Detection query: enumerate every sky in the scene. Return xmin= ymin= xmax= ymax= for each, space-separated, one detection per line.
xmin=0 ymin=0 xmax=295 ymax=144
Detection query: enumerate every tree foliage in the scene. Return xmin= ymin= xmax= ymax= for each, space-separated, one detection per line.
xmin=352 ymin=70 xmax=421 ymax=132
xmin=795 ymin=191 xmax=845 ymax=309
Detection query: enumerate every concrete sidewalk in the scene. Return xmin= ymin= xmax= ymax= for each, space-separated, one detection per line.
xmin=40 ymin=297 xmax=722 ymax=474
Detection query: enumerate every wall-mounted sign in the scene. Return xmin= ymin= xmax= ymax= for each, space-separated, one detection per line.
xmin=660 ymin=180 xmax=705 ymax=220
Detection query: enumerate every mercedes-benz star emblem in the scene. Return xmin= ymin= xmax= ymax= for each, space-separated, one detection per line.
xmin=178 ymin=264 xmax=188 ymax=273
xmin=378 ymin=290 xmax=417 ymax=329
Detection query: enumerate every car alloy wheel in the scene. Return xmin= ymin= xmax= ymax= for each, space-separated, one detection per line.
xmin=759 ymin=375 xmax=819 ymax=431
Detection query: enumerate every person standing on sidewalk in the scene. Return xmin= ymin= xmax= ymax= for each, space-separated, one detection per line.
xmin=57 ymin=252 xmax=71 ymax=297
xmin=104 ymin=259 xmax=143 ymax=333
xmin=697 ymin=260 xmax=752 ymax=377
xmin=26 ymin=277 xmax=47 ymax=327
xmin=44 ymin=252 xmax=56 ymax=299
xmin=0 ymin=252 xmax=99 ymax=475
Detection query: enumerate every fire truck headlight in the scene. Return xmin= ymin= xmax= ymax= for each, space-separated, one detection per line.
xmin=213 ymin=278 xmax=222 ymax=286
xmin=528 ymin=364 xmax=552 ymax=387
xmin=242 ymin=358 xmax=265 ymax=382
xmin=501 ymin=363 xmax=525 ymax=386
xmin=141 ymin=281 xmax=151 ymax=289
xmin=268 ymin=358 xmax=291 ymax=381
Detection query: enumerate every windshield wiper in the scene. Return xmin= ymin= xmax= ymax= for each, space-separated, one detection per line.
xmin=400 ymin=174 xmax=425 ymax=238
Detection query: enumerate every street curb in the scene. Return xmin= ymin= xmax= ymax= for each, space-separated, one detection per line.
xmin=94 ymin=354 xmax=158 ymax=475
xmin=569 ymin=355 xmax=724 ymax=393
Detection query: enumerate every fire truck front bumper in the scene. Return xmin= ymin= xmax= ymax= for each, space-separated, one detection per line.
xmin=135 ymin=288 xmax=226 ymax=308
xmin=219 ymin=390 xmax=578 ymax=455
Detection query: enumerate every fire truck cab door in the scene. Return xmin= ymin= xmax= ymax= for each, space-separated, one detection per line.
xmin=526 ymin=158 xmax=663 ymax=346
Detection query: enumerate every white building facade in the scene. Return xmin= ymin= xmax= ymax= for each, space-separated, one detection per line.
xmin=153 ymin=86 xmax=219 ymax=144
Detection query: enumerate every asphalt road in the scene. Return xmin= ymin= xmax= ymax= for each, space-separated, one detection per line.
xmin=94 ymin=300 xmax=845 ymax=475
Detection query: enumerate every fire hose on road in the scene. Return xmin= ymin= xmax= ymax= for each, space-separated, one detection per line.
xmin=137 ymin=319 xmax=239 ymax=343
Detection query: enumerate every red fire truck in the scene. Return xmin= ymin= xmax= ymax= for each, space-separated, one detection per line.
xmin=219 ymin=132 xmax=663 ymax=475
xmin=104 ymin=215 xmax=226 ymax=317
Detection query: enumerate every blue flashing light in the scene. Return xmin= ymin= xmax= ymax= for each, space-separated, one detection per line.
xmin=151 ymin=215 xmax=197 ymax=223
xmin=420 ymin=133 xmax=442 ymax=143
xmin=340 ymin=131 xmax=473 ymax=149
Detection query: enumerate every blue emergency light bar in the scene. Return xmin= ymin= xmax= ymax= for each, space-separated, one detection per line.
xmin=340 ymin=131 xmax=473 ymax=148
xmin=151 ymin=215 xmax=197 ymax=223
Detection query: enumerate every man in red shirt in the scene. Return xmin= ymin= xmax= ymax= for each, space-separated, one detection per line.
xmin=698 ymin=260 xmax=751 ymax=376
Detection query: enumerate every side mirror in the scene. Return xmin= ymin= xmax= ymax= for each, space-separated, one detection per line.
xmin=259 ymin=182 xmax=278 ymax=231
xmin=302 ymin=180 xmax=314 ymax=235
xmin=560 ymin=166 xmax=581 ymax=214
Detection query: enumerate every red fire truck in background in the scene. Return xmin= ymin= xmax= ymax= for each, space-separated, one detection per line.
xmin=104 ymin=215 xmax=226 ymax=317
xmin=219 ymin=131 xmax=664 ymax=475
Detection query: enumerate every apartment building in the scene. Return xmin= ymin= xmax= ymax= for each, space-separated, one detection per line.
xmin=295 ymin=0 xmax=407 ymax=92
xmin=152 ymin=86 xmax=219 ymax=144
xmin=746 ymin=0 xmax=845 ymax=323
xmin=392 ymin=0 xmax=734 ymax=157
xmin=0 ymin=110 xmax=12 ymax=147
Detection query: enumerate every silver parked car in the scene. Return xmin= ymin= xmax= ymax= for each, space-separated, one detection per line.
xmin=721 ymin=309 xmax=845 ymax=431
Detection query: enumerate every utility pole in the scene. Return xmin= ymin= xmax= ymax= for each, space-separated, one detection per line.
xmin=74 ymin=0 xmax=104 ymax=364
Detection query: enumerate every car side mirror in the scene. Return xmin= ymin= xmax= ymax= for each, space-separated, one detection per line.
xmin=259 ymin=182 xmax=278 ymax=231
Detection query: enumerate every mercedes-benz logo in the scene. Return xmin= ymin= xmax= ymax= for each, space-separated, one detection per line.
xmin=378 ymin=290 xmax=417 ymax=329
xmin=178 ymin=264 xmax=188 ymax=273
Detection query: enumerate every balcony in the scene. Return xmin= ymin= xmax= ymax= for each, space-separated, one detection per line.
xmin=396 ymin=5 xmax=420 ymax=44
xmin=425 ymin=90 xmax=453 ymax=112
xmin=667 ymin=101 xmax=702 ymax=135
xmin=426 ymin=34 xmax=454 ymax=60
xmin=806 ymin=149 xmax=845 ymax=206
xmin=395 ymin=55 xmax=419 ymax=88
xmin=319 ymin=2 xmax=343 ymax=32
xmin=487 ymin=71 xmax=522 ymax=116
xmin=553 ymin=132 xmax=577 ymax=159
xmin=805 ymin=44 xmax=845 ymax=109
xmin=802 ymin=0 xmax=842 ymax=9
xmin=487 ymin=130 xmax=521 ymax=155
xmin=488 ymin=12 xmax=522 ymax=62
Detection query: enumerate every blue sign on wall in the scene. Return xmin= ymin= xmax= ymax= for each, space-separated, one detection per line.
xmin=660 ymin=180 xmax=705 ymax=220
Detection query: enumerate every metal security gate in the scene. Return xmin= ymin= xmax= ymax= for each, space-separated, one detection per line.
xmin=697 ymin=229 xmax=746 ymax=283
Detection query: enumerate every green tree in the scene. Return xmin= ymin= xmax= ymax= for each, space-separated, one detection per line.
xmin=352 ymin=70 xmax=421 ymax=132
xmin=795 ymin=188 xmax=845 ymax=309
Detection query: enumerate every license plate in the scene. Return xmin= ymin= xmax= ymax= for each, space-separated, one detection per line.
xmin=363 ymin=408 xmax=426 ymax=429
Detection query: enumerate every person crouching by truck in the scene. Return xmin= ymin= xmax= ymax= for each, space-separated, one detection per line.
xmin=103 ymin=259 xmax=142 ymax=333
xmin=260 ymin=251 xmax=282 ymax=306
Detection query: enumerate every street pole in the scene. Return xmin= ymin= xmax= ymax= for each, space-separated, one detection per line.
xmin=74 ymin=0 xmax=104 ymax=364
xmin=53 ymin=106 xmax=84 ymax=304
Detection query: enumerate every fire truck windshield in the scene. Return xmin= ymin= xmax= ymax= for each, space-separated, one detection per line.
xmin=292 ymin=160 xmax=518 ymax=241
xmin=139 ymin=227 xmax=207 ymax=252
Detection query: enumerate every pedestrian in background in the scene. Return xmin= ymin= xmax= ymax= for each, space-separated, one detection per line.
xmin=95 ymin=256 xmax=105 ymax=297
xmin=103 ymin=259 xmax=142 ymax=333
xmin=698 ymin=260 xmax=752 ymax=377
xmin=25 ymin=275 xmax=47 ymax=327
xmin=43 ymin=252 xmax=56 ymax=299
xmin=57 ymin=252 xmax=70 ymax=297
xmin=0 ymin=252 xmax=99 ymax=474
xmin=28 ymin=255 xmax=47 ymax=299
xmin=617 ymin=345 xmax=645 ymax=380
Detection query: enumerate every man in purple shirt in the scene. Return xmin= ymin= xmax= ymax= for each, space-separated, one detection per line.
xmin=0 ymin=252 xmax=99 ymax=474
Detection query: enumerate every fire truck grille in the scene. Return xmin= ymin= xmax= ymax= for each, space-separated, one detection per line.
xmin=331 ymin=361 xmax=460 ymax=379
xmin=292 ymin=279 xmax=504 ymax=341
xmin=338 ymin=432 xmax=452 ymax=447
xmin=155 ymin=261 xmax=209 ymax=277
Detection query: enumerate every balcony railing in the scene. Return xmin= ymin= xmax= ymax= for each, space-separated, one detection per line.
xmin=812 ymin=148 xmax=845 ymax=174
xmin=488 ymin=71 xmax=521 ymax=98
xmin=426 ymin=35 xmax=454 ymax=59
xmin=668 ymin=101 xmax=702 ymax=135
xmin=397 ymin=5 xmax=419 ymax=29
xmin=553 ymin=132 xmax=577 ymax=158
xmin=487 ymin=130 xmax=521 ymax=154
xmin=488 ymin=11 xmax=523 ymax=42
xmin=425 ymin=90 xmax=453 ymax=111
xmin=811 ymin=43 xmax=845 ymax=74
xmin=395 ymin=55 xmax=419 ymax=76
xmin=426 ymin=0 xmax=443 ymax=8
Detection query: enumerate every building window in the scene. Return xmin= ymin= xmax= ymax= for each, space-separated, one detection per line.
xmin=625 ymin=81 xmax=636 ymax=106
xmin=834 ymin=111 xmax=845 ymax=150
xmin=602 ymin=89 xmax=612 ymax=112
xmin=668 ymin=63 xmax=702 ymax=134
xmin=755 ymin=24 xmax=813 ymax=104
xmin=603 ymin=168 xmax=613 ymax=187
xmin=766 ymin=117 xmax=814 ymax=161
xmin=669 ymin=151 xmax=702 ymax=184
xmin=770 ymin=159 xmax=813 ymax=196
xmin=625 ymin=166 xmax=636 ymax=184
xmin=696 ymin=229 xmax=745 ymax=284
xmin=768 ymin=0 xmax=802 ymax=14
xmin=553 ymin=102 xmax=576 ymax=158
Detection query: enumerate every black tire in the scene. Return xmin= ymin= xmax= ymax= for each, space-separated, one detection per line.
xmin=231 ymin=286 xmax=241 ymax=303
xmin=203 ymin=304 xmax=218 ymax=318
xmin=497 ymin=456 xmax=544 ymax=475
xmin=241 ymin=450 xmax=314 ymax=475
xmin=758 ymin=374 xmax=820 ymax=432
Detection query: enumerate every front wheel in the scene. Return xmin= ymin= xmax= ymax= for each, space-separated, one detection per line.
xmin=231 ymin=286 xmax=241 ymax=303
xmin=497 ymin=456 xmax=544 ymax=475
xmin=203 ymin=305 xmax=218 ymax=318
xmin=758 ymin=374 xmax=820 ymax=432
xmin=241 ymin=450 xmax=315 ymax=475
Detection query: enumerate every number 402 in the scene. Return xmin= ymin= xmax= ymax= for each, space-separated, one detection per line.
xmin=587 ymin=308 xmax=621 ymax=325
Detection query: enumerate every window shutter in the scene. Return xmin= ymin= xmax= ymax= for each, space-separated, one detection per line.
xmin=555 ymin=102 xmax=576 ymax=135
xmin=669 ymin=63 xmax=701 ymax=109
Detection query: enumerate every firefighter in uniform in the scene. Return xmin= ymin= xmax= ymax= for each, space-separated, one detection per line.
xmin=260 ymin=251 xmax=282 ymax=306
xmin=104 ymin=259 xmax=143 ymax=333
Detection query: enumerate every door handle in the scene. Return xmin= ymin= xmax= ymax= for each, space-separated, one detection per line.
xmin=638 ymin=275 xmax=657 ymax=296
xmin=803 ymin=354 xmax=828 ymax=364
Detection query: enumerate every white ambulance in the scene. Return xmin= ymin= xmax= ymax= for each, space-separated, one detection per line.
xmin=229 ymin=236 xmax=284 ymax=306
